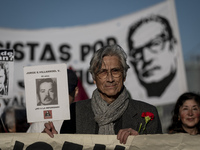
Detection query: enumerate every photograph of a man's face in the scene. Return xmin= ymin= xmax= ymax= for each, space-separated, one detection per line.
xmin=128 ymin=15 xmax=177 ymax=97
xmin=36 ymin=78 xmax=58 ymax=106
xmin=0 ymin=62 xmax=8 ymax=95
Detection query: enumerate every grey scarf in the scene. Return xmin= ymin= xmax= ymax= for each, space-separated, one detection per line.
xmin=91 ymin=87 xmax=130 ymax=134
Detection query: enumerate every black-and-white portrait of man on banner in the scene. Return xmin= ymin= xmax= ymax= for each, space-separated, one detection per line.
xmin=127 ymin=15 xmax=177 ymax=97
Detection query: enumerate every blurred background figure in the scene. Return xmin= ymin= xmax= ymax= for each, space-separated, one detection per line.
xmin=168 ymin=92 xmax=200 ymax=135
xmin=0 ymin=106 xmax=30 ymax=132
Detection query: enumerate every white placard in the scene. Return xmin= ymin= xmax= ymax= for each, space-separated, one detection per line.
xmin=24 ymin=63 xmax=70 ymax=123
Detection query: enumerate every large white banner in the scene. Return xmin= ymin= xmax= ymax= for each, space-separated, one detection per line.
xmin=0 ymin=133 xmax=200 ymax=150
xmin=0 ymin=0 xmax=187 ymax=113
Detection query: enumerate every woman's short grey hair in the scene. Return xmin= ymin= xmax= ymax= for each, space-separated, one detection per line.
xmin=89 ymin=44 xmax=130 ymax=80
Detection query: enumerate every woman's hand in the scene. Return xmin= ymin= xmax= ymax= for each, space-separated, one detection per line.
xmin=42 ymin=121 xmax=58 ymax=138
xmin=117 ymin=128 xmax=139 ymax=144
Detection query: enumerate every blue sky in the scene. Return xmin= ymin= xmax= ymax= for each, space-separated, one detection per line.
xmin=0 ymin=0 xmax=199 ymax=61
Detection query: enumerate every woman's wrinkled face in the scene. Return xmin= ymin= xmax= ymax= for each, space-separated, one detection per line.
xmin=94 ymin=56 xmax=125 ymax=104
xmin=179 ymin=99 xmax=200 ymax=130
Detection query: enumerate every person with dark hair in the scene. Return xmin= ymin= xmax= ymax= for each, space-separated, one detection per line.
xmin=67 ymin=69 xmax=79 ymax=104
xmin=27 ymin=69 xmax=79 ymax=133
xmin=0 ymin=62 xmax=8 ymax=95
xmin=36 ymin=78 xmax=58 ymax=106
xmin=168 ymin=92 xmax=200 ymax=135
xmin=43 ymin=45 xmax=162 ymax=144
xmin=127 ymin=15 xmax=177 ymax=97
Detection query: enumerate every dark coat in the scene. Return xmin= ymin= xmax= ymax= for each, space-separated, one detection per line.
xmin=60 ymin=99 xmax=162 ymax=134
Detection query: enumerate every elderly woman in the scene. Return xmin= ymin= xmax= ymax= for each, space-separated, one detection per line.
xmin=43 ymin=44 xmax=162 ymax=144
xmin=168 ymin=92 xmax=200 ymax=135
